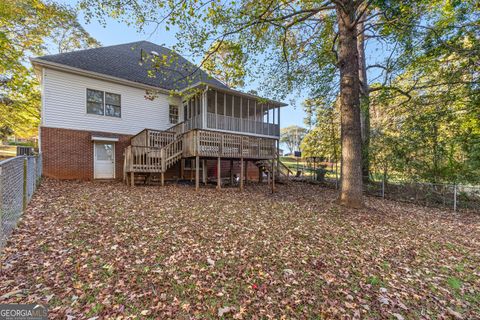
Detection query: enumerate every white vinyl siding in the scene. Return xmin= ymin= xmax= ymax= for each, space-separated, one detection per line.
xmin=41 ymin=68 xmax=182 ymax=135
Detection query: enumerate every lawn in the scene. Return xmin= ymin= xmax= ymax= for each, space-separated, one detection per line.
xmin=1 ymin=179 xmax=479 ymax=319
xmin=280 ymin=156 xmax=338 ymax=179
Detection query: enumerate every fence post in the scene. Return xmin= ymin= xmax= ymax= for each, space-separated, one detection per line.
xmin=0 ymin=165 xmax=3 ymax=241
xmin=33 ymin=157 xmax=37 ymax=191
xmin=382 ymin=178 xmax=385 ymax=199
xmin=23 ymin=157 xmax=27 ymax=211
xmin=453 ymin=184 xmax=457 ymax=212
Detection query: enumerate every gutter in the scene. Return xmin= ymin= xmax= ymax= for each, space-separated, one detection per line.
xmin=179 ymin=82 xmax=288 ymax=107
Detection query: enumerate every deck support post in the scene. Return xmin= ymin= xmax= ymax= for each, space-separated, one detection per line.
xmin=190 ymin=159 xmax=194 ymax=181
xmin=271 ymin=158 xmax=275 ymax=193
xmin=267 ymin=167 xmax=271 ymax=187
xmin=240 ymin=158 xmax=244 ymax=191
xmin=161 ymin=172 xmax=164 ymax=186
xmin=244 ymin=160 xmax=248 ymax=185
xmin=276 ymin=140 xmax=280 ymax=177
xmin=258 ymin=165 xmax=263 ymax=183
xmin=195 ymin=156 xmax=200 ymax=191
xmin=180 ymin=159 xmax=184 ymax=179
xmin=130 ymin=172 xmax=134 ymax=187
xmin=202 ymin=159 xmax=207 ymax=185
xmin=230 ymin=160 xmax=234 ymax=185
xmin=217 ymin=157 xmax=221 ymax=189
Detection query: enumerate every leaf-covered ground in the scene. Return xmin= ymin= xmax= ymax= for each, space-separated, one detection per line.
xmin=1 ymin=179 xmax=479 ymax=319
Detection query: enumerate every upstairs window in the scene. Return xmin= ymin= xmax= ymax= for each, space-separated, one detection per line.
xmin=169 ymin=104 xmax=179 ymax=124
xmin=86 ymin=89 xmax=121 ymax=118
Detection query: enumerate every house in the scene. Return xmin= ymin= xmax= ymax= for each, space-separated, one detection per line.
xmin=31 ymin=41 xmax=291 ymax=188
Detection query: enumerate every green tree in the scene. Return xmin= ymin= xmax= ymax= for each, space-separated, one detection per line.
xmin=203 ymin=40 xmax=247 ymax=88
xmin=301 ymin=99 xmax=340 ymax=165
xmin=366 ymin=0 xmax=479 ymax=184
xmin=280 ymin=125 xmax=307 ymax=155
xmin=0 ymin=0 xmax=100 ymax=138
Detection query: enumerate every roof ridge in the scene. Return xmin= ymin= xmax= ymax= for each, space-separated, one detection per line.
xmin=36 ymin=41 xmax=160 ymax=59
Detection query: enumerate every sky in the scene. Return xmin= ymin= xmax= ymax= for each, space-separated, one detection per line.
xmin=56 ymin=0 xmax=308 ymax=130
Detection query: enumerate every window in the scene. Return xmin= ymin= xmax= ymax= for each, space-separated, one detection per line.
xmin=87 ymin=89 xmax=104 ymax=115
xmin=86 ymin=89 xmax=121 ymax=118
xmin=169 ymin=104 xmax=179 ymax=124
xmin=105 ymin=92 xmax=121 ymax=117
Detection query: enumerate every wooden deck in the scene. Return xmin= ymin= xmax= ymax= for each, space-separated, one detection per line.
xmin=182 ymin=130 xmax=276 ymax=159
xmin=123 ymin=126 xmax=291 ymax=189
xmin=125 ymin=128 xmax=276 ymax=173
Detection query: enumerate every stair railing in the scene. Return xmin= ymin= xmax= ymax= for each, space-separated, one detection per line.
xmin=161 ymin=135 xmax=184 ymax=172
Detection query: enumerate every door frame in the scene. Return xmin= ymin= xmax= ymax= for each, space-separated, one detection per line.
xmin=93 ymin=141 xmax=116 ymax=179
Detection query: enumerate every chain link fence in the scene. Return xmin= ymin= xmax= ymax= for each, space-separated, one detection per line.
xmin=298 ymin=171 xmax=480 ymax=212
xmin=363 ymin=179 xmax=480 ymax=212
xmin=0 ymin=155 xmax=42 ymax=248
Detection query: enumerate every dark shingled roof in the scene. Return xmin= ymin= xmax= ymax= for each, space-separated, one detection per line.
xmin=34 ymin=41 xmax=228 ymax=91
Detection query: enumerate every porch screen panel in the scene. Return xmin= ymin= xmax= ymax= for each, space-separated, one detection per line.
xmin=241 ymin=98 xmax=248 ymax=132
xmin=206 ymin=90 xmax=214 ymax=129
xmin=183 ymin=102 xmax=188 ymax=121
xmin=217 ymin=93 xmax=224 ymax=115
xmin=248 ymin=99 xmax=256 ymax=133
xmin=233 ymin=96 xmax=241 ymax=132
xmin=225 ymin=94 xmax=234 ymax=130
xmin=233 ymin=96 xmax=241 ymax=118
xmin=216 ymin=92 xmax=225 ymax=129
xmin=196 ymin=95 xmax=201 ymax=115
xmin=224 ymin=94 xmax=231 ymax=116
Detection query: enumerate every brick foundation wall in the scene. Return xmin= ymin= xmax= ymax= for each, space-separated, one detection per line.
xmin=206 ymin=159 xmax=260 ymax=180
xmin=41 ymin=127 xmax=263 ymax=182
xmin=41 ymin=127 xmax=131 ymax=180
xmin=184 ymin=159 xmax=259 ymax=179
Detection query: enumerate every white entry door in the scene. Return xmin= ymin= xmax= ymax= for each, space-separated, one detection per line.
xmin=94 ymin=142 xmax=115 ymax=179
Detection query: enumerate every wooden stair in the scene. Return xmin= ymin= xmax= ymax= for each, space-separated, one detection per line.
xmin=255 ymin=155 xmax=293 ymax=183
xmin=124 ymin=130 xmax=184 ymax=186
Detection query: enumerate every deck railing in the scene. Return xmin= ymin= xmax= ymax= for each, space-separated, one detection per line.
xmin=183 ymin=129 xmax=276 ymax=159
xmin=167 ymin=115 xmax=203 ymax=136
xmin=124 ymin=145 xmax=162 ymax=173
xmin=147 ymin=130 xmax=175 ymax=147
xmin=131 ymin=129 xmax=175 ymax=148
xmin=162 ymin=136 xmax=183 ymax=171
xmin=206 ymin=112 xmax=279 ymax=137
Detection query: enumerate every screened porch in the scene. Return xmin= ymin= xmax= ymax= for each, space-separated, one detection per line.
xmin=181 ymin=86 xmax=283 ymax=138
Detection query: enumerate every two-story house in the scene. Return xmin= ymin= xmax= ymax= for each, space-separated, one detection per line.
xmin=32 ymin=41 xmax=289 ymax=188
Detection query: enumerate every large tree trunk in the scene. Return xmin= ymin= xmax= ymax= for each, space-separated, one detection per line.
xmin=357 ymin=13 xmax=370 ymax=180
xmin=336 ymin=1 xmax=364 ymax=208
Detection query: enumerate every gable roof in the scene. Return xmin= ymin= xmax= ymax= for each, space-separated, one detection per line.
xmin=32 ymin=41 xmax=228 ymax=91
